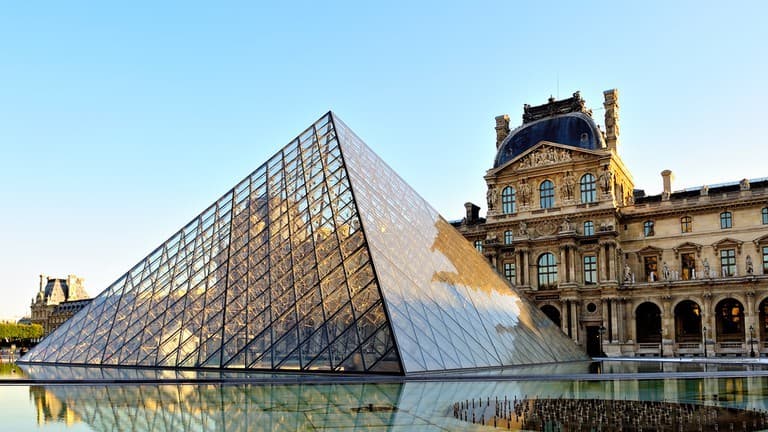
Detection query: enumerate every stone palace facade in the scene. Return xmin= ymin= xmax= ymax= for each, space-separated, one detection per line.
xmin=455 ymin=90 xmax=768 ymax=357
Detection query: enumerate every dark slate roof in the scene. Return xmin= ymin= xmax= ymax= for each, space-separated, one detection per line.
xmin=634 ymin=179 xmax=768 ymax=204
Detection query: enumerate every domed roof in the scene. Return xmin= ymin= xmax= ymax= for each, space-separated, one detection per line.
xmin=494 ymin=112 xmax=605 ymax=168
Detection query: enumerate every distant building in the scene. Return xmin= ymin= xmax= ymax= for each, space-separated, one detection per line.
xmin=30 ymin=275 xmax=91 ymax=336
xmin=456 ymin=90 xmax=768 ymax=358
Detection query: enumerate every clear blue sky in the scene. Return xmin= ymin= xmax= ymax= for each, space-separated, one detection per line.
xmin=1 ymin=1 xmax=767 ymax=319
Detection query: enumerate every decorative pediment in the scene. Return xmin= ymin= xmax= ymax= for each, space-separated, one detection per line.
xmin=489 ymin=141 xmax=606 ymax=175
xmin=712 ymin=238 xmax=743 ymax=254
xmin=515 ymin=142 xmax=574 ymax=170
xmin=673 ymin=242 xmax=702 ymax=257
xmin=637 ymin=246 xmax=663 ymax=256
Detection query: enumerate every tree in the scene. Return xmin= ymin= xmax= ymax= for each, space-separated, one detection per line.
xmin=0 ymin=322 xmax=43 ymax=346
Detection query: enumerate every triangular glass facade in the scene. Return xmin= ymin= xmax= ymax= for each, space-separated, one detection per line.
xmin=22 ymin=112 xmax=586 ymax=374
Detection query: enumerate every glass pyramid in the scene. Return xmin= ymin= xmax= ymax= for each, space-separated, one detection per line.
xmin=21 ymin=112 xmax=586 ymax=374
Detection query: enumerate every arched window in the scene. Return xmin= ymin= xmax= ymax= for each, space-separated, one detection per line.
xmin=540 ymin=180 xmax=555 ymax=209
xmin=643 ymin=220 xmax=655 ymax=237
xmin=674 ymin=300 xmax=702 ymax=342
xmin=680 ymin=216 xmax=692 ymax=233
xmin=540 ymin=305 xmax=561 ymax=327
xmin=635 ymin=302 xmax=662 ymax=343
xmin=715 ymin=298 xmax=745 ymax=341
xmin=537 ymin=252 xmax=558 ymax=289
xmin=583 ymin=221 xmax=594 ymax=236
xmin=762 ymin=207 xmax=768 ymax=225
xmin=720 ymin=211 xmax=732 ymax=229
xmin=580 ymin=173 xmax=597 ymax=203
xmin=501 ymin=186 xmax=516 ymax=214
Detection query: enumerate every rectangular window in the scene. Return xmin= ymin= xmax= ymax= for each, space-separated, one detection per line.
xmin=681 ymin=252 xmax=695 ymax=280
xmin=763 ymin=208 xmax=768 ymax=225
xmin=583 ymin=221 xmax=594 ymax=236
xmin=583 ymin=255 xmax=597 ymax=284
xmin=680 ymin=216 xmax=692 ymax=233
xmin=762 ymin=246 xmax=768 ymax=274
xmin=644 ymin=256 xmax=658 ymax=282
xmin=720 ymin=249 xmax=736 ymax=276
xmin=720 ymin=211 xmax=733 ymax=229
xmin=474 ymin=240 xmax=483 ymax=253
xmin=503 ymin=262 xmax=516 ymax=283
xmin=643 ymin=221 xmax=654 ymax=237
xmin=504 ymin=230 xmax=513 ymax=245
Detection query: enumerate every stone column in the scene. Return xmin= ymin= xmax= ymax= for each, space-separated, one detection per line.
xmin=514 ymin=252 xmax=522 ymax=286
xmin=521 ymin=249 xmax=530 ymax=287
xmin=703 ymin=293 xmax=713 ymax=353
xmin=602 ymin=299 xmax=610 ymax=346
xmin=607 ymin=243 xmax=617 ymax=281
xmin=560 ymin=300 xmax=570 ymax=335
xmin=611 ymin=299 xmax=620 ymax=343
xmin=570 ymin=301 xmax=580 ymax=343
xmin=661 ymin=296 xmax=674 ymax=357
xmin=598 ymin=243 xmax=607 ymax=282
xmin=568 ymin=246 xmax=576 ymax=283
xmin=559 ymin=246 xmax=568 ymax=283
xmin=625 ymin=300 xmax=635 ymax=343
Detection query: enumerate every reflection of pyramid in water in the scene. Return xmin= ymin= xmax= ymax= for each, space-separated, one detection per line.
xmin=22 ymin=112 xmax=586 ymax=374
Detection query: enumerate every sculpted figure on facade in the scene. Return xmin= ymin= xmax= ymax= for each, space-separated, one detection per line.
xmin=518 ymin=221 xmax=528 ymax=237
xmin=560 ymin=217 xmax=572 ymax=232
xmin=560 ymin=171 xmax=576 ymax=201
xmin=598 ymin=166 xmax=613 ymax=194
xmin=703 ymin=258 xmax=711 ymax=278
xmin=701 ymin=185 xmax=709 ymax=196
xmin=662 ymin=262 xmax=671 ymax=280
xmin=518 ymin=179 xmax=532 ymax=206
xmin=624 ymin=264 xmax=633 ymax=283
xmin=517 ymin=147 xmax=572 ymax=170
xmin=740 ymin=178 xmax=751 ymax=190
xmin=486 ymin=186 xmax=497 ymax=210
xmin=747 ymin=255 xmax=754 ymax=275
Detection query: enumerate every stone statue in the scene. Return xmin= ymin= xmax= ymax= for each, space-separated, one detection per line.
xmin=519 ymin=180 xmax=532 ymax=206
xmin=662 ymin=262 xmax=671 ymax=280
xmin=624 ymin=264 xmax=632 ymax=283
xmin=518 ymin=221 xmax=528 ymax=237
xmin=560 ymin=171 xmax=576 ymax=201
xmin=486 ymin=186 xmax=497 ymax=210
xmin=560 ymin=217 xmax=572 ymax=232
xmin=700 ymin=185 xmax=709 ymax=196
xmin=740 ymin=178 xmax=751 ymax=191
xmin=598 ymin=167 xmax=613 ymax=194
xmin=703 ymin=258 xmax=711 ymax=278
xmin=747 ymin=255 xmax=754 ymax=275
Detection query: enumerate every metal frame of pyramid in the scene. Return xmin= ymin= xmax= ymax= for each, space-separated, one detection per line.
xmin=21 ymin=112 xmax=586 ymax=375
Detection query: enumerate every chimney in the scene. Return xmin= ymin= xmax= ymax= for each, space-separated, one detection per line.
xmin=495 ymin=114 xmax=510 ymax=149
xmin=603 ymin=89 xmax=620 ymax=151
xmin=661 ymin=170 xmax=673 ymax=201
xmin=39 ymin=274 xmax=47 ymax=291
xmin=464 ymin=202 xmax=481 ymax=224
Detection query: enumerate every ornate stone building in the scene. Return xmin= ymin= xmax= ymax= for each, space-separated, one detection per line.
xmin=30 ymin=275 xmax=91 ymax=336
xmin=455 ymin=90 xmax=768 ymax=357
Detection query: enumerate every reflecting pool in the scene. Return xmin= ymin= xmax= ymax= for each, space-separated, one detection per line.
xmin=4 ymin=362 xmax=768 ymax=431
